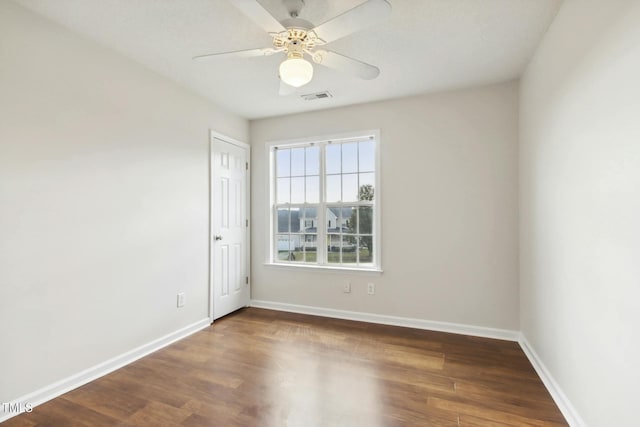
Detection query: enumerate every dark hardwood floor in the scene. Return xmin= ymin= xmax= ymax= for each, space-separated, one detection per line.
xmin=3 ymin=308 xmax=567 ymax=426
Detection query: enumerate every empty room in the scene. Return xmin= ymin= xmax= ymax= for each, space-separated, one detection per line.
xmin=1 ymin=0 xmax=638 ymax=426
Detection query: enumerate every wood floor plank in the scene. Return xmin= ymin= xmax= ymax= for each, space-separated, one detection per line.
xmin=3 ymin=308 xmax=567 ymax=426
xmin=127 ymin=401 xmax=191 ymax=426
xmin=428 ymin=396 xmax=566 ymax=427
xmin=459 ymin=414 xmax=518 ymax=427
xmin=61 ymin=381 xmax=148 ymax=421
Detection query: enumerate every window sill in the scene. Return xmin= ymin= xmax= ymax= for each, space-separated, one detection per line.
xmin=264 ymin=262 xmax=383 ymax=275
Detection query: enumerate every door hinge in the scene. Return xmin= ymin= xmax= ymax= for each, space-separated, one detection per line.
xmin=246 ymin=219 xmax=249 ymax=227
xmin=246 ymin=161 xmax=248 ymax=170
xmin=245 ymin=276 xmax=249 ymax=285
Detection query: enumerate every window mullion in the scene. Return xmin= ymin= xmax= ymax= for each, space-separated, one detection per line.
xmin=273 ymin=204 xmax=278 ymax=261
xmin=318 ymin=142 xmax=327 ymax=265
xmin=356 ymin=207 xmax=360 ymax=266
xmin=272 ymin=149 xmax=278 ymax=262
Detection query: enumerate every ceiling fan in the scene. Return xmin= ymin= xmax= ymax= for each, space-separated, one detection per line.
xmin=193 ymin=0 xmax=392 ymax=95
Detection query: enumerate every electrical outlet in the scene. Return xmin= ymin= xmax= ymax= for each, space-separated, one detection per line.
xmin=367 ymin=283 xmax=375 ymax=295
xmin=343 ymin=281 xmax=351 ymax=293
xmin=177 ymin=292 xmax=186 ymax=308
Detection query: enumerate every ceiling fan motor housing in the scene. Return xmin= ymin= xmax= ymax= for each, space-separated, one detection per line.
xmin=272 ymin=27 xmax=323 ymax=59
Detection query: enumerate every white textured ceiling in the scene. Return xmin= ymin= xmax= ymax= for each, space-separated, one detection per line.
xmin=13 ymin=0 xmax=562 ymax=119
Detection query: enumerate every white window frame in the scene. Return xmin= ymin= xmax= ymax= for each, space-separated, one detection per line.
xmin=266 ymin=130 xmax=382 ymax=273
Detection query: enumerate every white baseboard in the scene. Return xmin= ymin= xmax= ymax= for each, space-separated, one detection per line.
xmin=518 ymin=334 xmax=586 ymax=427
xmin=0 ymin=318 xmax=211 ymax=423
xmin=250 ymin=299 xmax=519 ymax=341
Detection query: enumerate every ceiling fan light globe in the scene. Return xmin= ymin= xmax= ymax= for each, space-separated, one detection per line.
xmin=279 ymin=58 xmax=313 ymax=87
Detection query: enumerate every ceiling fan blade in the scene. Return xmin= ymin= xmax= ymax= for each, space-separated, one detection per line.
xmin=228 ymin=0 xmax=286 ymax=34
xmin=311 ymin=0 xmax=391 ymax=44
xmin=193 ymin=47 xmax=280 ymax=62
xmin=312 ymin=50 xmax=380 ymax=80
xmin=279 ymin=79 xmax=297 ymax=96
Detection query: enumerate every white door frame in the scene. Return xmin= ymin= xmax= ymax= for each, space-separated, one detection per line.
xmin=209 ymin=130 xmax=251 ymax=323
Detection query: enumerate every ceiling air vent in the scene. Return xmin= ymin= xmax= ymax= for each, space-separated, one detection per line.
xmin=300 ymin=91 xmax=333 ymax=101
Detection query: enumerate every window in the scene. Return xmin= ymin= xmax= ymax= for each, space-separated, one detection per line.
xmin=269 ymin=131 xmax=380 ymax=270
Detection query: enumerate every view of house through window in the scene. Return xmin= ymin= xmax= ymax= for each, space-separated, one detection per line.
xmin=271 ymin=133 xmax=379 ymax=269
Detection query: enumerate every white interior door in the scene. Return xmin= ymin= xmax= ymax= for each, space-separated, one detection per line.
xmin=210 ymin=132 xmax=250 ymax=320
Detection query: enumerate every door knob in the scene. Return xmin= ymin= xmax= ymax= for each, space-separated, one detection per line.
xmin=214 ymin=235 xmax=223 ymax=241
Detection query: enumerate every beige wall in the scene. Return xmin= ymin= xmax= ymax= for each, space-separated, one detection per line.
xmin=250 ymin=81 xmax=519 ymax=330
xmin=520 ymin=0 xmax=640 ymax=425
xmin=0 ymin=1 xmax=248 ymax=402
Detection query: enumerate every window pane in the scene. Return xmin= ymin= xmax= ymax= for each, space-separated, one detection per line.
xmin=291 ymin=177 xmax=304 ymax=204
xmin=359 ymin=173 xmax=375 ymax=201
xmin=358 ymin=236 xmax=373 ymax=264
xmin=343 ymin=207 xmax=356 ymax=234
xmin=342 ymin=235 xmax=358 ymax=264
xmin=303 ymin=206 xmax=318 ymax=219
xmin=327 ymin=234 xmax=341 ymax=263
xmin=358 ymin=207 xmax=373 ymax=234
xmin=302 ymin=207 xmax=318 ymax=232
xmin=342 ymin=142 xmax=358 ymax=173
xmin=291 ymin=148 xmax=305 ymax=176
xmin=277 ymin=178 xmax=290 ymax=203
xmin=276 ymin=149 xmax=290 ymax=177
xmin=342 ymin=173 xmax=358 ymax=202
xmin=304 ymin=235 xmax=317 ymax=262
xmin=290 ymin=207 xmax=301 ymax=232
xmin=276 ymin=234 xmax=294 ymax=261
xmin=326 ymin=208 xmax=339 ymax=233
xmin=326 ymin=175 xmax=341 ymax=202
xmin=277 ymin=208 xmax=289 ymax=232
xmin=359 ymin=141 xmax=375 ymax=172
xmin=340 ymin=207 xmax=353 ymax=233
xmin=306 ymin=176 xmax=319 ymax=203
xmin=326 ymin=144 xmax=341 ymax=174
xmin=289 ymin=234 xmax=304 ymax=262
xmin=306 ymin=146 xmax=319 ymax=175
xmin=289 ymin=250 xmax=304 ymax=262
